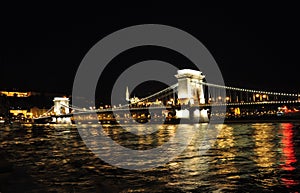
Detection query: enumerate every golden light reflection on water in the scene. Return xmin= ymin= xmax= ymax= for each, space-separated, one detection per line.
xmin=167 ymin=124 xmax=210 ymax=191
xmin=252 ymin=123 xmax=280 ymax=188
xmin=1 ymin=122 xmax=299 ymax=192
xmin=212 ymin=124 xmax=240 ymax=191
xmin=215 ymin=124 xmax=235 ymax=149
xmin=167 ymin=124 xmax=241 ymax=192
xmin=98 ymin=124 xmax=177 ymax=150
xmin=252 ymin=123 xmax=277 ymax=170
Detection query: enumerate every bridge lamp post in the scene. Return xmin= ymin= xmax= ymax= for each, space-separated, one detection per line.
xmin=262 ymin=94 xmax=268 ymax=101
xmin=255 ymin=94 xmax=262 ymax=102
xmin=218 ymin=96 xmax=222 ymax=102
xmin=226 ymin=96 xmax=230 ymax=103
xmin=169 ymin=98 xmax=174 ymax=105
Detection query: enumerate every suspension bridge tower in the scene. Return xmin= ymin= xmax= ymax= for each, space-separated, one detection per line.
xmin=175 ymin=69 xmax=205 ymax=105
xmin=53 ymin=97 xmax=71 ymax=124
xmin=175 ymin=69 xmax=209 ymax=121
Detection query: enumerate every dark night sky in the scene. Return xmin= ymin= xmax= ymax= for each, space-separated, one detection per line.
xmin=1 ymin=7 xmax=299 ymax=102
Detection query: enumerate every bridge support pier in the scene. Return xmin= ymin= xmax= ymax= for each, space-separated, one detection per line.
xmin=175 ymin=108 xmax=209 ymax=123
xmin=193 ymin=109 xmax=209 ymax=122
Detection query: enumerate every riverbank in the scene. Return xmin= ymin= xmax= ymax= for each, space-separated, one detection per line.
xmin=16 ymin=115 xmax=300 ymax=127
xmin=223 ymin=116 xmax=300 ymax=124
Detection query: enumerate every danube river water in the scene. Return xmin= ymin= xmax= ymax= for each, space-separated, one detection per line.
xmin=0 ymin=122 xmax=299 ymax=192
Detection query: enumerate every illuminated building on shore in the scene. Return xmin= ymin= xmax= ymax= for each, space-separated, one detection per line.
xmin=0 ymin=91 xmax=32 ymax=97
xmin=0 ymin=90 xmax=68 ymax=119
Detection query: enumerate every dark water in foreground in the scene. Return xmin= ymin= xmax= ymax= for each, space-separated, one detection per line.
xmin=1 ymin=122 xmax=300 ymax=192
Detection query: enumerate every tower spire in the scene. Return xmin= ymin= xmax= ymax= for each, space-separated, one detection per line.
xmin=126 ymin=86 xmax=130 ymax=101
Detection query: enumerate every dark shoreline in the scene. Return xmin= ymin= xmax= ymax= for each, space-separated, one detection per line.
xmin=27 ymin=117 xmax=300 ymax=126
xmin=6 ymin=114 xmax=300 ymax=126
xmin=223 ymin=117 xmax=300 ymax=124
xmin=223 ymin=119 xmax=300 ymax=124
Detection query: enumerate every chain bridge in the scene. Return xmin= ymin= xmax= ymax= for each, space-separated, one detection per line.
xmin=34 ymin=69 xmax=300 ymax=124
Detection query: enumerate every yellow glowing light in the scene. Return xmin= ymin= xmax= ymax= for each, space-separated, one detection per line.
xmin=0 ymin=91 xmax=31 ymax=97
